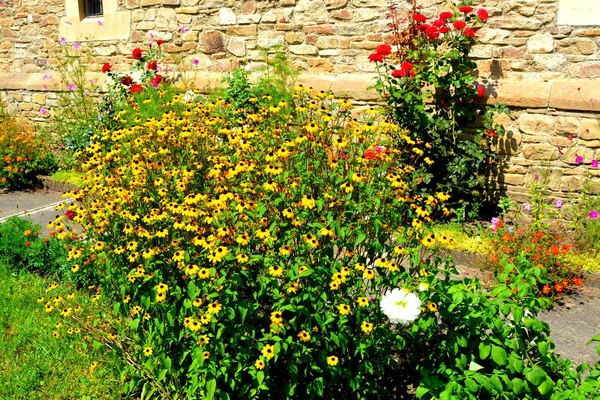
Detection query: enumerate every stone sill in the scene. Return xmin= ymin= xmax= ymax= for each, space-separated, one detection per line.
xmin=1 ymin=72 xmax=599 ymax=112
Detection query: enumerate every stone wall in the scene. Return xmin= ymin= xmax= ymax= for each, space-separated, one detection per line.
xmin=0 ymin=0 xmax=599 ymax=200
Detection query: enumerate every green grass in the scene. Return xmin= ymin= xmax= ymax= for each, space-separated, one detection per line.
xmin=0 ymin=263 xmax=121 ymax=399
xmin=50 ymin=170 xmax=84 ymax=187
xmin=433 ymin=222 xmax=600 ymax=274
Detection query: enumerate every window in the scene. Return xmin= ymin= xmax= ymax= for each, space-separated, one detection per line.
xmin=82 ymin=0 xmax=103 ymax=18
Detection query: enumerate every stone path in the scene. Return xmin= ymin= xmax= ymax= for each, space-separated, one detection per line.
xmin=0 ymin=188 xmax=67 ymax=233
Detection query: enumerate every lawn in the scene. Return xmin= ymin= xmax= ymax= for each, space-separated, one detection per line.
xmin=0 ymin=263 xmax=121 ymax=399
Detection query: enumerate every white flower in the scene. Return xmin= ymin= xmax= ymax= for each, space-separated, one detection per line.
xmin=380 ymin=288 xmax=421 ymax=325
xmin=418 ymin=282 xmax=429 ymax=292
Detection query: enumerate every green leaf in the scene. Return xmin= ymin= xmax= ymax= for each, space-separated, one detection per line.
xmin=465 ymin=378 xmax=478 ymax=393
xmin=513 ymin=307 xmax=523 ymax=323
xmin=538 ymin=341 xmax=548 ymax=357
xmin=526 ymin=366 xmax=548 ymax=386
xmin=479 ymin=343 xmax=491 ymax=360
xmin=205 ymin=378 xmax=217 ymax=400
xmin=491 ymin=345 xmax=507 ymax=366
xmin=468 ymin=361 xmax=484 ymax=372
xmin=512 ymin=378 xmax=524 ymax=395
xmin=538 ymin=379 xmax=554 ymax=396
xmin=490 ymin=375 xmax=503 ymax=392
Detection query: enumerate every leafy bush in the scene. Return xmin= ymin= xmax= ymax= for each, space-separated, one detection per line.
xmin=0 ymin=120 xmax=57 ymax=189
xmin=0 ymin=217 xmax=67 ymax=275
xmin=369 ymin=2 xmax=509 ymax=219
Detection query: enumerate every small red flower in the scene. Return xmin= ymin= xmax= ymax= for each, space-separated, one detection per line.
xmin=453 ymin=20 xmax=466 ymax=30
xmin=401 ymin=61 xmax=413 ymax=71
xmin=425 ymin=27 xmax=440 ymax=39
xmin=439 ymin=26 xmax=450 ymax=34
xmin=463 ymin=28 xmax=475 ymax=37
xmin=279 ymin=18 xmax=286 ymax=23
xmin=439 ymin=11 xmax=453 ymax=20
xmin=375 ymin=43 xmax=392 ymax=56
xmin=413 ymin=13 xmax=427 ymax=23
xmin=121 ymin=76 xmax=133 ymax=86
xmin=554 ymin=283 xmax=564 ymax=293
xmin=572 ymin=277 xmax=583 ymax=287
xmin=477 ymin=85 xmax=485 ymax=98
xmin=65 ymin=210 xmax=76 ymax=220
xmin=432 ymin=19 xmax=445 ymax=27
xmin=363 ymin=149 xmax=377 ymax=160
xmin=391 ymin=69 xmax=406 ymax=78
xmin=459 ymin=5 xmax=473 ymax=13
xmin=101 ymin=63 xmax=112 ymax=73
xmin=147 ymin=60 xmax=157 ymax=71
xmin=418 ymin=23 xmax=431 ymax=32
xmin=368 ymin=53 xmax=385 ymax=63
xmin=477 ymin=8 xmax=489 ymax=21
xmin=25 ymin=241 xmax=31 ymax=247
xmin=156 ymin=39 xmax=164 ymax=45
xmin=132 ymin=47 xmax=143 ymax=60
xmin=130 ymin=84 xmax=144 ymax=94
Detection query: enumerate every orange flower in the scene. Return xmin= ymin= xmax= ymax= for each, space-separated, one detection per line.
xmin=572 ymin=277 xmax=583 ymax=287
xmin=542 ymin=284 xmax=551 ymax=295
xmin=489 ymin=254 xmax=498 ymax=263
xmin=535 ymin=232 xmax=543 ymax=240
xmin=554 ymin=283 xmax=564 ymax=293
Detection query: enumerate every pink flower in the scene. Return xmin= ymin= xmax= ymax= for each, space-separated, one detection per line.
xmin=40 ymin=107 xmax=47 ymax=115
xmin=575 ymin=155 xmax=584 ymax=164
xmin=590 ymin=210 xmax=599 ymax=219
xmin=193 ymin=58 xmax=199 ymax=66
xmin=568 ymin=135 xmax=573 ymax=141
xmin=593 ymin=159 xmax=599 ymax=168
xmin=67 ymin=83 xmax=77 ymax=91
xmin=98 ymin=20 xmax=104 ymax=26
xmin=59 ymin=37 xmax=67 ymax=45
xmin=477 ymin=8 xmax=489 ymax=21
xmin=180 ymin=26 xmax=189 ymax=33
xmin=73 ymin=42 xmax=81 ymax=50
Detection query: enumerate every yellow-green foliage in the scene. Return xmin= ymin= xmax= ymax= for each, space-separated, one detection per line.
xmin=51 ymin=170 xmax=85 ymax=187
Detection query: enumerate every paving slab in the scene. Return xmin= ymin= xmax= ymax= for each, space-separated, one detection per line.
xmin=0 ymin=189 xmax=68 ymax=233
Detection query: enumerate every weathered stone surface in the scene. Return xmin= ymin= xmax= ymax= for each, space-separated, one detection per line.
xmin=549 ymin=80 xmax=600 ymax=110
xmin=289 ymin=44 xmax=318 ymax=55
xmin=261 ymin=8 xmax=293 ymax=23
xmin=569 ymin=62 xmax=600 ymax=78
xmin=308 ymin=58 xmax=334 ymax=72
xmin=521 ymin=144 xmax=559 ymax=160
xmin=490 ymin=81 xmax=552 ymax=108
xmin=556 ymin=38 xmax=597 ymax=55
xmin=497 ymin=173 xmax=525 ymax=186
xmin=303 ymin=25 xmax=336 ymax=35
xmin=526 ymin=33 xmax=553 ymax=54
xmin=219 ymin=8 xmax=236 ymax=25
xmin=316 ymin=36 xmax=350 ymax=49
xmin=240 ymin=0 xmax=256 ymax=14
xmin=533 ymin=54 xmax=567 ymax=71
xmin=237 ymin=14 xmax=261 ymax=24
xmin=285 ymin=32 xmax=304 ymax=44
xmin=325 ymin=0 xmax=347 ymax=9
xmin=555 ymin=117 xmax=580 ymax=135
xmin=352 ymin=8 xmax=381 ymax=22
xmin=518 ymin=114 xmax=555 ymax=135
xmin=293 ymin=0 xmax=328 ymax=24
xmin=162 ymin=0 xmax=179 ymax=5
xmin=580 ymin=119 xmax=600 ymax=141
xmin=141 ymin=0 xmax=161 ymax=6
xmin=225 ymin=25 xmax=257 ymax=36
xmin=200 ymin=31 xmax=224 ymax=54
xmin=498 ymin=17 xmax=543 ymax=30
xmin=470 ymin=45 xmax=493 ymax=59
xmin=331 ymin=9 xmax=352 ymax=20
xmin=477 ymin=28 xmax=510 ymax=44
xmin=227 ymin=37 xmax=246 ymax=57
xmin=257 ymin=31 xmax=284 ymax=48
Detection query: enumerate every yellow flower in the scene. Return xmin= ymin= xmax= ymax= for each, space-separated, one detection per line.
xmin=236 ymin=254 xmax=249 ymax=263
xmin=427 ymin=302 xmax=438 ymax=312
xmin=193 ymin=298 xmax=203 ymax=307
xmin=282 ymin=208 xmax=294 ymax=219
xmin=301 ymin=195 xmax=316 ymax=209
xmin=327 ymin=356 xmax=339 ymax=366
xmin=268 ymin=265 xmax=284 ymax=277
xmin=261 ymin=344 xmax=275 ymax=360
xmin=156 ymin=283 xmax=169 ymax=294
xmin=421 ymin=234 xmax=436 ymax=248
xmin=354 ymin=263 xmax=366 ymax=271
xmin=156 ymin=292 xmax=167 ymax=302
xmin=255 ymin=359 xmax=266 ymax=370
xmin=361 ymin=321 xmax=374 ymax=334
xmin=143 ymin=347 xmax=153 ymax=356
xmin=356 ymin=297 xmax=369 ymax=307
xmin=337 ymin=304 xmax=351 ymax=315
xmin=270 ymin=311 xmax=283 ymax=325
xmin=363 ymin=269 xmax=375 ymax=280
xmin=297 ymin=330 xmax=311 ymax=342
xmin=198 ymin=268 xmax=211 ymax=279
xmin=236 ymin=234 xmax=250 ymax=246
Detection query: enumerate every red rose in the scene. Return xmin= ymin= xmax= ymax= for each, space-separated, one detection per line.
xmin=156 ymin=39 xmax=164 ymax=45
xmin=368 ymin=53 xmax=385 ymax=63
xmin=131 ymin=84 xmax=144 ymax=94
xmin=391 ymin=69 xmax=406 ymax=78
xmin=459 ymin=5 xmax=473 ymax=13
xmin=477 ymin=85 xmax=485 ymax=98
xmin=150 ymin=74 xmax=163 ymax=87
xmin=375 ymin=43 xmax=392 ymax=56
xmin=477 ymin=8 xmax=489 ymax=21
xmin=401 ymin=61 xmax=413 ymax=71
xmin=147 ymin=61 xmax=157 ymax=70
xmin=453 ymin=20 xmax=466 ymax=30
xmin=425 ymin=27 xmax=440 ymax=39
xmin=413 ymin=13 xmax=427 ymax=23
xmin=418 ymin=23 xmax=431 ymax=32
xmin=439 ymin=11 xmax=453 ymax=20
xmin=132 ymin=47 xmax=143 ymax=60
xmin=439 ymin=26 xmax=450 ymax=34
xmin=101 ymin=63 xmax=112 ymax=73
xmin=432 ymin=19 xmax=445 ymax=27
xmin=463 ymin=28 xmax=475 ymax=37
xmin=121 ymin=76 xmax=133 ymax=86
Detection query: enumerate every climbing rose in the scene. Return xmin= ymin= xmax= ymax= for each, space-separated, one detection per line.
xmin=101 ymin=63 xmax=112 ymax=73
xmin=375 ymin=44 xmax=392 ymax=56
xmin=121 ymin=76 xmax=133 ymax=86
xmin=130 ymin=84 xmax=144 ymax=94
xmin=439 ymin=11 xmax=453 ymax=20
xmin=463 ymin=28 xmax=475 ymax=37
xmin=132 ymin=47 xmax=143 ymax=60
xmin=413 ymin=13 xmax=427 ymax=22
xmin=147 ymin=61 xmax=158 ymax=70
xmin=368 ymin=53 xmax=385 ymax=63
xmin=453 ymin=20 xmax=466 ymax=30
xmin=459 ymin=5 xmax=473 ymax=13
xmin=477 ymin=85 xmax=485 ymax=97
xmin=391 ymin=69 xmax=406 ymax=78
xmin=477 ymin=8 xmax=489 ymax=21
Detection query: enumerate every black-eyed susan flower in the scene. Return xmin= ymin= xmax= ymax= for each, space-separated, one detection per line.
xmin=255 ymin=359 xmax=265 ymax=370
xmin=297 ymin=330 xmax=311 ymax=342
xmin=207 ymin=302 xmax=222 ymax=315
xmin=261 ymin=344 xmax=275 ymax=360
xmin=270 ymin=311 xmax=283 ymax=325
xmin=327 ymin=356 xmax=339 ymax=366
xmin=356 ymin=297 xmax=369 ymax=307
xmin=268 ymin=265 xmax=283 ymax=277
xmin=337 ymin=304 xmax=351 ymax=315
xmin=361 ymin=321 xmax=374 ymax=334
xmin=143 ymin=347 xmax=153 ymax=356
xmin=363 ymin=269 xmax=375 ymax=280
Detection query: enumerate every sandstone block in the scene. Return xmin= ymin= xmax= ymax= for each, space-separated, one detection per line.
xmin=352 ymin=8 xmax=380 ymax=22
xmin=181 ymin=31 xmax=198 ymax=41
xmin=331 ymin=9 xmax=352 ymax=20
xmin=226 ymin=26 xmax=257 ymax=36
xmin=257 ymin=31 xmax=284 ymax=48
xmin=162 ymin=0 xmax=180 ymax=5
xmin=303 ymin=25 xmax=336 ymax=35
xmin=533 ymin=54 xmax=567 ymax=71
xmin=555 ymin=116 xmax=580 ymax=135
xmin=549 ymin=80 xmax=600 ymax=110
xmin=227 ymin=37 xmax=246 ymax=56
xmin=261 ymin=9 xmax=292 ymax=23
xmin=517 ymin=114 xmax=555 ymax=135
xmin=521 ymin=144 xmax=558 ymax=160
xmin=241 ymin=1 xmax=256 ymax=14
xmin=285 ymin=32 xmax=304 ymax=44
xmin=556 ymin=38 xmax=597 ymax=55
xmin=469 ymin=45 xmax=493 ymax=58
xmin=32 ymin=93 xmax=46 ymax=104
xmin=580 ymin=119 xmax=600 ymax=141
xmin=200 ymin=31 xmax=224 ymax=54
xmin=349 ymin=41 xmax=379 ymax=50
xmin=492 ymin=80 xmax=551 ymax=108
xmin=289 ymin=44 xmax=318 ymax=55
xmin=499 ymin=17 xmax=542 ymax=30
xmin=237 ymin=14 xmax=261 ymax=24
xmin=126 ymin=0 xmax=140 ymax=8
xmin=477 ymin=28 xmax=509 ymax=44
xmin=308 ymin=58 xmax=334 ymax=72
xmin=219 ymin=8 xmax=236 ymax=25
xmin=326 ymin=0 xmax=347 ymax=9
xmin=141 ymin=0 xmax=161 ymax=6
xmin=319 ymin=49 xmax=342 ymax=56
xmin=526 ymin=33 xmax=553 ymax=53
xmin=497 ymin=173 xmax=524 ymax=186
xmin=568 ymin=62 xmax=600 ymax=79
xmin=177 ymin=7 xmax=199 ymax=14
xmin=293 ymin=0 xmax=328 ymax=24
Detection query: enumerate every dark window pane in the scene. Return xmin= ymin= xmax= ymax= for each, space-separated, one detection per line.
xmin=83 ymin=0 xmax=103 ymax=17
